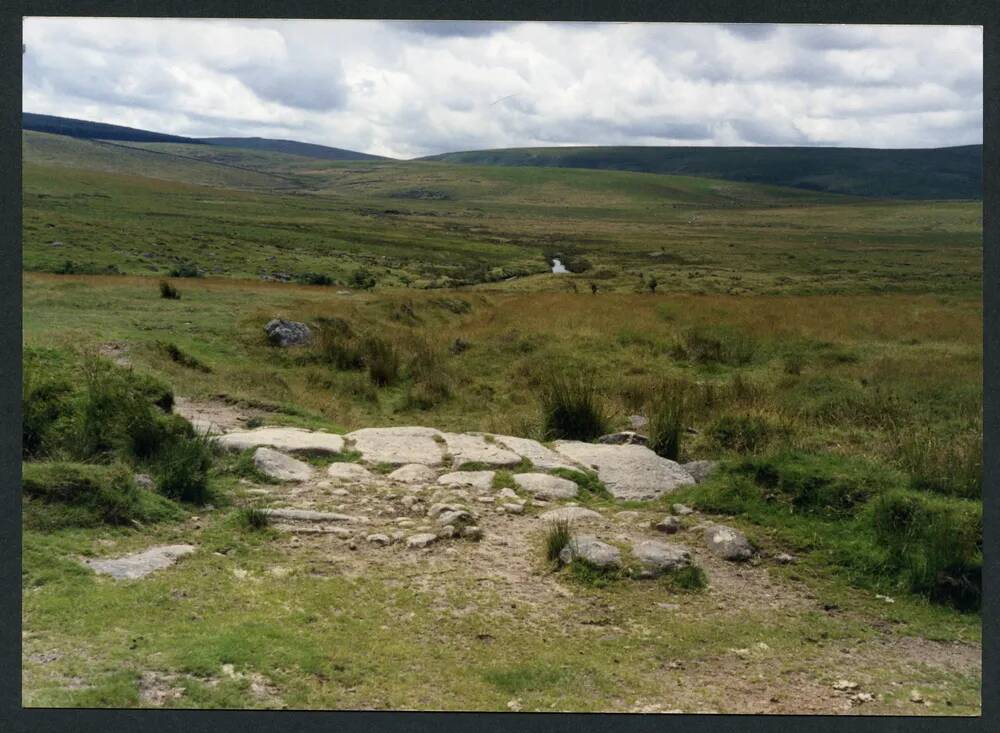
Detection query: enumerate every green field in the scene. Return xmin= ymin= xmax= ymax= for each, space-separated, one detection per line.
xmin=21 ymin=129 xmax=983 ymax=713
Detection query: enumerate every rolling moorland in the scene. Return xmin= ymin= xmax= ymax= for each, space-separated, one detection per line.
xmin=20 ymin=119 xmax=983 ymax=713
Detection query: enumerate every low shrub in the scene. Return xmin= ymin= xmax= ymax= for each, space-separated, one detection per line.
xmin=871 ymin=490 xmax=982 ymax=610
xmin=538 ymin=372 xmax=610 ymax=441
xmin=235 ymin=506 xmax=271 ymax=530
xmin=168 ymin=262 xmax=201 ymax=278
xmin=22 ymin=462 xmax=179 ymax=529
xmin=295 ymin=272 xmax=333 ymax=286
xmin=349 ymin=267 xmax=377 ymax=290
xmin=153 ymin=431 xmax=215 ymax=504
xmin=707 ymin=412 xmax=787 ymax=454
xmin=159 ymin=280 xmax=180 ymax=299
xmin=672 ymin=326 xmax=757 ymax=367
xmin=893 ymin=425 xmax=981 ymax=499
xmin=22 ymin=368 xmax=73 ymax=459
xmin=728 ymin=452 xmax=905 ymax=518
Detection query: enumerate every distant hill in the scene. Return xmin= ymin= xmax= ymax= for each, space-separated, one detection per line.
xmin=421 ymin=145 xmax=983 ymax=200
xmin=23 ymin=112 xmax=205 ymax=145
xmin=202 ymin=137 xmax=388 ymax=161
xmin=22 ymin=113 xmax=388 ymax=161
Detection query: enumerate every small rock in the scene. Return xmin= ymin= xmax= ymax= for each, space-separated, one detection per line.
xmin=497 ymin=487 xmax=519 ymax=500
xmin=559 ymin=535 xmax=621 ymax=569
xmin=833 ymin=680 xmax=859 ymax=691
xmin=461 ymin=525 xmax=483 ymax=541
xmin=407 ymin=533 xmax=437 ymax=549
xmin=538 ymin=506 xmax=602 ymax=523
xmin=331 ymin=488 xmax=350 ymax=497
xmin=672 ymin=503 xmax=694 ymax=515
xmin=909 ymin=690 xmax=923 ymax=703
xmin=632 ymin=540 xmax=691 ymax=577
xmin=264 ymin=318 xmax=312 ymax=347
xmin=704 ymin=524 xmax=754 ymax=561
xmin=654 ymin=516 xmax=682 ymax=534
xmin=436 ymin=509 xmax=476 ymax=528
xmin=628 ymin=414 xmax=648 ymax=430
xmin=437 ymin=471 xmax=495 ymax=491
xmin=437 ymin=525 xmax=456 ymax=539
xmin=501 ymin=502 xmax=525 ymax=515
xmin=851 ymin=692 xmax=874 ymax=704
xmin=253 ymin=447 xmax=312 ymax=482
xmin=512 ymin=473 xmax=578 ymax=500
xmin=595 ymin=431 xmax=649 ymax=446
xmin=134 ymin=473 xmax=155 ymax=491
xmin=388 ymin=464 xmax=439 ymax=484
xmin=326 ymin=462 xmax=376 ymax=483
xmin=366 ymin=534 xmax=391 ymax=546
xmin=775 ymin=553 xmax=796 ymax=564
xmin=475 ymin=496 xmax=495 ymax=504
xmin=681 ymin=460 xmax=718 ymax=484
xmin=875 ymin=593 xmax=895 ymax=604
xmin=506 ymin=698 xmax=522 ymax=712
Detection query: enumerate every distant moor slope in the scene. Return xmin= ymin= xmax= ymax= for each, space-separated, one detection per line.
xmin=422 ymin=145 xmax=983 ymax=201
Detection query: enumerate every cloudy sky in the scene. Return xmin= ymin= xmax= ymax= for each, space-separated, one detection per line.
xmin=22 ymin=18 xmax=982 ymax=159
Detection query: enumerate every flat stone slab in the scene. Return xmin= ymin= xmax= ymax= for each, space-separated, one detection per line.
xmin=388 ymin=464 xmax=439 ymax=484
xmin=254 ymin=447 xmax=313 ymax=482
xmin=492 ymin=435 xmax=581 ymax=471
xmin=441 ymin=433 xmax=522 ymax=467
xmin=632 ymin=540 xmax=692 ymax=577
xmin=552 ymin=441 xmax=695 ymax=500
xmin=538 ymin=506 xmax=602 ymax=523
xmin=84 ymin=544 xmax=195 ymax=580
xmin=704 ymin=524 xmax=754 ymax=561
xmin=346 ymin=427 xmax=445 ymax=466
xmin=218 ymin=427 xmax=344 ymax=454
xmin=326 ymin=462 xmax=377 ymax=483
xmin=407 ymin=533 xmax=438 ymax=549
xmin=560 ymin=535 xmax=621 ymax=569
xmin=513 ymin=473 xmax=579 ymax=500
xmin=437 ymin=471 xmax=495 ymax=491
xmin=264 ymin=508 xmax=365 ymax=523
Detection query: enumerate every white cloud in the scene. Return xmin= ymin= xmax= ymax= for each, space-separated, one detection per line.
xmin=22 ymin=18 xmax=983 ymax=158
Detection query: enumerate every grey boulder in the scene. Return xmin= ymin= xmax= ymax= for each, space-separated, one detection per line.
xmin=559 ymin=535 xmax=621 ymax=569
xmin=704 ymin=524 xmax=754 ymax=561
xmin=264 ymin=318 xmax=312 ymax=347
xmin=682 ymin=460 xmax=719 ymax=484
xmin=632 ymin=540 xmax=692 ymax=578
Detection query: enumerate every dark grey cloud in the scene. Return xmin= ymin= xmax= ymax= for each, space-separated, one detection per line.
xmin=22 ymin=19 xmax=982 ymax=158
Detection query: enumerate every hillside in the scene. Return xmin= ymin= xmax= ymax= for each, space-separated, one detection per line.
xmin=22 ymin=112 xmax=386 ymax=162
xmin=202 ymin=137 xmax=388 ymax=161
xmin=422 ymin=145 xmax=983 ymax=201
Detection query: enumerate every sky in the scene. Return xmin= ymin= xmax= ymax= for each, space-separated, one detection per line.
xmin=22 ymin=18 xmax=983 ymax=159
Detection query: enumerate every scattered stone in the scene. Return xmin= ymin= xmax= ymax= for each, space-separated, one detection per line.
xmin=253 ymin=447 xmax=313 ymax=482
xmin=672 ymin=503 xmax=695 ymax=516
xmin=461 ymin=525 xmax=483 ymax=541
xmin=366 ymin=534 xmax=391 ymax=546
xmin=513 ymin=473 xmax=578 ymax=499
xmin=538 ymin=506 xmax=602 ymax=523
xmin=347 ymin=427 xmax=445 ymax=466
xmin=387 ymin=464 xmax=438 ymax=484
xmin=775 ymin=553 xmax=796 ymax=564
xmin=875 ymin=593 xmax=896 ymax=604
xmin=497 ymin=487 xmax=519 ymax=500
xmin=681 ymin=460 xmax=719 ymax=484
xmin=264 ymin=318 xmax=312 ymax=347
xmin=437 ymin=525 xmax=456 ymax=539
xmin=437 ymin=471 xmax=495 ymax=491
xmin=441 ymin=432 xmax=522 ymax=467
xmin=436 ymin=509 xmax=476 ymax=528
xmin=139 ymin=671 xmax=185 ymax=706
xmin=704 ymin=524 xmax=754 ymax=561
xmin=84 ymin=544 xmax=195 ymax=580
xmin=501 ymin=502 xmax=525 ymax=515
xmin=134 ymin=473 xmax=155 ymax=491
xmin=632 ymin=540 xmax=692 ymax=577
xmin=654 ymin=516 xmax=682 ymax=534
xmin=552 ymin=442 xmax=695 ymax=500
xmin=559 ymin=535 xmax=621 ymax=569
xmin=506 ymin=698 xmax=522 ymax=712
xmin=615 ymin=510 xmax=641 ymax=522
xmin=491 ymin=434 xmax=581 ymax=471
xmin=475 ymin=496 xmax=495 ymax=504
xmin=909 ymin=690 xmax=924 ymax=703
xmin=833 ymin=680 xmax=859 ymax=691
xmin=217 ymin=426 xmax=344 ymax=454
xmin=326 ymin=462 xmax=377 ymax=483
xmin=629 ymin=415 xmax=649 ymax=431
xmin=851 ymin=692 xmax=874 ymax=705
xmin=331 ymin=488 xmax=350 ymax=497
xmin=427 ymin=503 xmax=466 ymax=519
xmin=406 ymin=533 xmax=437 ymax=549
xmin=595 ymin=431 xmax=649 ymax=446
xmin=264 ymin=508 xmax=363 ymax=523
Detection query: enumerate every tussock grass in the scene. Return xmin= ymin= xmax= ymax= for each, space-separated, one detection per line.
xmin=153 ymin=430 xmax=215 ymax=505
xmin=545 ymin=519 xmax=573 ymax=564
xmin=892 ymin=424 xmax=981 ymax=499
xmin=158 ymin=280 xmax=180 ymax=299
xmin=537 ymin=371 xmax=610 ymax=441
xmin=235 ymin=506 xmax=271 ymax=531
